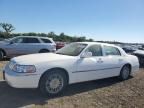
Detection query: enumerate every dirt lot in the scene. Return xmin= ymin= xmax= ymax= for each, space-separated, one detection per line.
xmin=0 ymin=60 xmax=144 ymax=108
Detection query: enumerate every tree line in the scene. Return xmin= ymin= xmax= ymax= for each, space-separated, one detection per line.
xmin=1 ymin=23 xmax=141 ymax=45
xmin=0 ymin=23 xmax=94 ymax=42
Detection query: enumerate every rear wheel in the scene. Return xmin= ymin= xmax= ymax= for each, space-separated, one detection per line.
xmin=0 ymin=50 xmax=4 ymax=60
xmin=39 ymin=69 xmax=68 ymax=97
xmin=119 ymin=65 xmax=130 ymax=80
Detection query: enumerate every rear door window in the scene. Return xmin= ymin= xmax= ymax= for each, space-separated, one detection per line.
xmin=23 ymin=38 xmax=40 ymax=43
xmin=103 ymin=46 xmax=121 ymax=56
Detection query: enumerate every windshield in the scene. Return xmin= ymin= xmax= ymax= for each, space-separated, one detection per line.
xmin=56 ymin=43 xmax=87 ymax=56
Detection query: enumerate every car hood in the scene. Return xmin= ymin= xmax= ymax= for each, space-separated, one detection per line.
xmin=11 ymin=53 xmax=75 ymax=65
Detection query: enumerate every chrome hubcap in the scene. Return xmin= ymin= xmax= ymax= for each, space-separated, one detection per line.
xmin=49 ymin=78 xmax=61 ymax=89
xmin=45 ymin=74 xmax=63 ymax=94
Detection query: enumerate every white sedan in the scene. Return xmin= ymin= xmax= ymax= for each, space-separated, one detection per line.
xmin=3 ymin=42 xmax=139 ymax=96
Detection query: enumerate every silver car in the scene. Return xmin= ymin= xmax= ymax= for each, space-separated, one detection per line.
xmin=0 ymin=36 xmax=56 ymax=60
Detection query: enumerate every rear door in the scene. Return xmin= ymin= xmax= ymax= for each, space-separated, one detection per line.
xmin=21 ymin=37 xmax=41 ymax=54
xmin=101 ymin=45 xmax=125 ymax=77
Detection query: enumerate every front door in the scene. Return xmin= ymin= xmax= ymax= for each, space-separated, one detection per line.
xmin=6 ymin=37 xmax=25 ymax=56
xmin=6 ymin=37 xmax=41 ymax=57
xmin=72 ymin=44 xmax=106 ymax=83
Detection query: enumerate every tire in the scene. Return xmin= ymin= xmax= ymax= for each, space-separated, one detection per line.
xmin=0 ymin=50 xmax=4 ymax=61
xmin=39 ymin=49 xmax=49 ymax=53
xmin=39 ymin=69 xmax=68 ymax=97
xmin=119 ymin=65 xmax=130 ymax=80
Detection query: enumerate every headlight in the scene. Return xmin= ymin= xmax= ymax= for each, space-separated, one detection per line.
xmin=9 ymin=61 xmax=36 ymax=73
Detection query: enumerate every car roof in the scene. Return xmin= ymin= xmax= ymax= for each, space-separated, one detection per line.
xmin=15 ymin=36 xmax=51 ymax=39
xmin=76 ymin=42 xmax=118 ymax=47
xmin=76 ymin=42 xmax=126 ymax=55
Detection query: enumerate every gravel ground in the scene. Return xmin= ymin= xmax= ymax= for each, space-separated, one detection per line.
xmin=0 ymin=60 xmax=144 ymax=108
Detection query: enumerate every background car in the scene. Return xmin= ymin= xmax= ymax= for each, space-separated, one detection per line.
xmin=132 ymin=50 xmax=144 ymax=67
xmin=56 ymin=42 xmax=65 ymax=50
xmin=0 ymin=36 xmax=56 ymax=60
xmin=122 ymin=47 xmax=136 ymax=54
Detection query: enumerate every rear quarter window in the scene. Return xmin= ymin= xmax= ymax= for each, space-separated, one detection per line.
xmin=41 ymin=38 xmax=52 ymax=43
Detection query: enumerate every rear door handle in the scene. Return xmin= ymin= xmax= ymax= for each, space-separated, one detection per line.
xmin=97 ymin=58 xmax=103 ymax=63
xmin=119 ymin=59 xmax=123 ymax=62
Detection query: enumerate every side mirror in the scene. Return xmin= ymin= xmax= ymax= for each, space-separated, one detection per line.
xmin=80 ymin=52 xmax=92 ymax=58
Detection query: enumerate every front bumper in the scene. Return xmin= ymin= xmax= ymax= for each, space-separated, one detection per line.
xmin=4 ymin=65 xmax=41 ymax=88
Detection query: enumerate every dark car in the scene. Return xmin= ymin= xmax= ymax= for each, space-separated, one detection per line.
xmin=122 ymin=47 xmax=136 ymax=54
xmin=133 ymin=50 xmax=144 ymax=67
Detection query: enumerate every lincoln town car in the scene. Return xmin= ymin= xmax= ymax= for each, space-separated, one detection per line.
xmin=3 ymin=42 xmax=139 ymax=96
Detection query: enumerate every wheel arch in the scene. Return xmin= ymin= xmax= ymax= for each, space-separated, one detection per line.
xmin=38 ymin=67 xmax=69 ymax=87
xmin=121 ymin=63 xmax=132 ymax=73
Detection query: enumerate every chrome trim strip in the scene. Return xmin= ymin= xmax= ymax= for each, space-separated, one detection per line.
xmin=72 ymin=67 xmax=121 ymax=73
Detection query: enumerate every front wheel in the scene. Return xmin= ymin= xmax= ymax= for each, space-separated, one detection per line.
xmin=39 ymin=70 xmax=68 ymax=97
xmin=119 ymin=65 xmax=130 ymax=80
